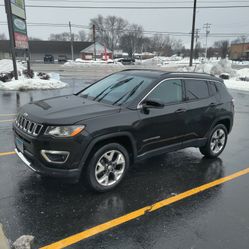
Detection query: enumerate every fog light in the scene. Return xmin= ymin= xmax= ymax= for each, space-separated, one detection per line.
xmin=41 ymin=150 xmax=70 ymax=164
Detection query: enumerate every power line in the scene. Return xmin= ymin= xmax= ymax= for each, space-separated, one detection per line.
xmin=1 ymin=4 xmax=249 ymax=9
xmin=25 ymin=0 xmax=248 ymax=4
xmin=0 ymin=21 xmax=247 ymax=38
xmin=27 ymin=0 xmax=249 ymax=3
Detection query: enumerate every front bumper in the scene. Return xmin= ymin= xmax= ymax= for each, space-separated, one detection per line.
xmin=13 ymin=123 xmax=91 ymax=181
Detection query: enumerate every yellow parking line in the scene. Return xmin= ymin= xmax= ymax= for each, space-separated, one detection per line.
xmin=0 ymin=120 xmax=14 ymax=123
xmin=40 ymin=167 xmax=249 ymax=249
xmin=0 ymin=151 xmax=15 ymax=157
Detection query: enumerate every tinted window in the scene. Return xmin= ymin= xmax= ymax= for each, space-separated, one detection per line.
xmin=78 ymin=73 xmax=154 ymax=105
xmin=148 ymin=79 xmax=182 ymax=104
xmin=185 ymin=79 xmax=209 ymax=100
xmin=208 ymin=81 xmax=218 ymax=96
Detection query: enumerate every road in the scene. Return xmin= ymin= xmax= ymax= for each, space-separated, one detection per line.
xmin=30 ymin=62 xmax=249 ymax=79
xmin=0 ymin=72 xmax=249 ymax=248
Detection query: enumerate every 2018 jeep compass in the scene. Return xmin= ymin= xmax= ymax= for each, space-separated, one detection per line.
xmin=13 ymin=70 xmax=234 ymax=192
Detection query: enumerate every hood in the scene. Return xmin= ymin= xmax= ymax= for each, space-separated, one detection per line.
xmin=19 ymin=95 xmax=120 ymax=125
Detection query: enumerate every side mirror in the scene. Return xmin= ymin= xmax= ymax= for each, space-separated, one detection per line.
xmin=142 ymin=99 xmax=165 ymax=109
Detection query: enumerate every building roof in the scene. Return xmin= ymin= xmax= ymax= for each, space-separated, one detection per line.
xmin=0 ymin=40 xmax=93 ymax=54
xmin=80 ymin=42 xmax=112 ymax=54
xmin=231 ymin=42 xmax=249 ymax=46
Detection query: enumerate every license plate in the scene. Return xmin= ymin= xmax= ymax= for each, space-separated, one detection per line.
xmin=16 ymin=137 xmax=24 ymax=153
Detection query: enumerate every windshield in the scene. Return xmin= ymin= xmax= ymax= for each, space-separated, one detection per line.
xmin=78 ymin=73 xmax=154 ymax=105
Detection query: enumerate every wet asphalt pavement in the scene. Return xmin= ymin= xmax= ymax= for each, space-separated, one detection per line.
xmin=0 ymin=76 xmax=249 ymax=249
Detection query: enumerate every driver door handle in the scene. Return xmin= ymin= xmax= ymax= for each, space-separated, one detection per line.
xmin=175 ymin=108 xmax=186 ymax=113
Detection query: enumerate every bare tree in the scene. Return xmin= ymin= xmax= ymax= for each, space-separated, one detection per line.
xmin=232 ymin=36 xmax=248 ymax=44
xmin=49 ymin=32 xmax=81 ymax=41
xmin=148 ymin=34 xmax=173 ymax=56
xmin=171 ymin=39 xmax=184 ymax=55
xmin=214 ymin=40 xmax=229 ymax=59
xmin=194 ymin=42 xmax=202 ymax=59
xmin=119 ymin=24 xmax=144 ymax=57
xmin=89 ymin=15 xmax=128 ymax=50
xmin=29 ymin=37 xmax=43 ymax=41
xmin=0 ymin=33 xmax=6 ymax=40
xmin=78 ymin=30 xmax=86 ymax=41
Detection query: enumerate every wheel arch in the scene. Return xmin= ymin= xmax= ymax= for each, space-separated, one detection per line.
xmin=210 ymin=116 xmax=233 ymax=135
xmin=79 ymin=132 xmax=137 ymax=170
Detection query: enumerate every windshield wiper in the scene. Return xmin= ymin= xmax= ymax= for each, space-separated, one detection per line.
xmin=92 ymin=85 xmax=113 ymax=101
xmin=96 ymin=78 xmax=133 ymax=102
xmin=112 ymin=80 xmax=144 ymax=106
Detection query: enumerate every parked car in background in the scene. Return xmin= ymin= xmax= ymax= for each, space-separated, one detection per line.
xmin=117 ymin=58 xmax=135 ymax=65
xmin=13 ymin=70 xmax=234 ymax=192
xmin=58 ymin=55 xmax=68 ymax=63
xmin=44 ymin=54 xmax=54 ymax=64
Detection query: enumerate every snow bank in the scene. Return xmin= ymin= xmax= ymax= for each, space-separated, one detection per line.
xmin=224 ymin=79 xmax=249 ymax=92
xmin=194 ymin=59 xmax=237 ymax=77
xmin=64 ymin=59 xmax=124 ymax=67
xmin=176 ymin=59 xmax=249 ymax=92
xmin=0 ymin=59 xmax=25 ymax=73
xmin=236 ymin=68 xmax=249 ymax=78
xmin=0 ymin=77 xmax=67 ymax=91
xmin=0 ymin=59 xmax=67 ymax=90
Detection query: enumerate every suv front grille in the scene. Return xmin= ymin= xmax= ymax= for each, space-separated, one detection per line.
xmin=15 ymin=114 xmax=43 ymax=136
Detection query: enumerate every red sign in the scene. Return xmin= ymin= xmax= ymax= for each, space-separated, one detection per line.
xmin=14 ymin=32 xmax=29 ymax=49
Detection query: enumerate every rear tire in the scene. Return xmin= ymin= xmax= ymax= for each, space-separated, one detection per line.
xmin=86 ymin=143 xmax=130 ymax=192
xmin=199 ymin=124 xmax=228 ymax=158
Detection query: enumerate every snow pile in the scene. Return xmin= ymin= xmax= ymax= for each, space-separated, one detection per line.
xmin=224 ymin=79 xmax=249 ymax=92
xmin=13 ymin=235 xmax=34 ymax=249
xmin=177 ymin=59 xmax=249 ymax=92
xmin=0 ymin=59 xmax=68 ymax=91
xmin=236 ymin=68 xmax=249 ymax=78
xmin=232 ymin=60 xmax=249 ymax=66
xmin=64 ymin=59 xmax=124 ymax=67
xmin=194 ymin=59 xmax=237 ymax=77
xmin=0 ymin=59 xmax=25 ymax=74
xmin=0 ymin=78 xmax=67 ymax=91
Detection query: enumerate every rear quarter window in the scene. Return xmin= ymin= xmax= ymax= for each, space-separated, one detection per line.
xmin=208 ymin=81 xmax=218 ymax=96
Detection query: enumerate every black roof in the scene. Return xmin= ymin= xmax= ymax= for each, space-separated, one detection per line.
xmin=121 ymin=69 xmax=223 ymax=82
xmin=0 ymin=40 xmax=93 ymax=54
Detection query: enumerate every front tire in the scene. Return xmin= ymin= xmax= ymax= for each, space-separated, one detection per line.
xmin=199 ymin=124 xmax=228 ymax=158
xmin=86 ymin=143 xmax=130 ymax=192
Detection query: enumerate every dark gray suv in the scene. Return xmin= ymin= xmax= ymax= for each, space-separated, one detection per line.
xmin=14 ymin=70 xmax=234 ymax=192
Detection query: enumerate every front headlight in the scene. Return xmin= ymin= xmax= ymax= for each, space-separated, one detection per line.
xmin=45 ymin=125 xmax=85 ymax=137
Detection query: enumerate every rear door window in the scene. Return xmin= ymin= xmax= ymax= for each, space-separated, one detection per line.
xmin=148 ymin=79 xmax=183 ymax=104
xmin=185 ymin=79 xmax=209 ymax=101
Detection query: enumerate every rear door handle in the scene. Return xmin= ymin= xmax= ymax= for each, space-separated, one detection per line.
xmin=175 ymin=108 xmax=186 ymax=113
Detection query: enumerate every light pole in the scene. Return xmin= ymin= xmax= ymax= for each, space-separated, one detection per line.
xmin=69 ymin=21 xmax=74 ymax=61
xmin=204 ymin=23 xmax=211 ymax=60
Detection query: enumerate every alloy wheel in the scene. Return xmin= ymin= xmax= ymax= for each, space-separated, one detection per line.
xmin=210 ymin=128 xmax=226 ymax=154
xmin=95 ymin=150 xmax=126 ymax=187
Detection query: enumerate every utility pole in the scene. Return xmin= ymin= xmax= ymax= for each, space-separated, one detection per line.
xmin=93 ymin=24 xmax=97 ymax=61
xmin=4 ymin=0 xmax=18 ymax=79
xmin=195 ymin=28 xmax=200 ymax=44
xmin=204 ymin=23 xmax=211 ymax=60
xmin=194 ymin=28 xmax=200 ymax=59
xmin=69 ymin=21 xmax=74 ymax=61
xmin=189 ymin=0 xmax=197 ymax=67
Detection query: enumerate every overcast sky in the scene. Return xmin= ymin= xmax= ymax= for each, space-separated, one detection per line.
xmin=0 ymin=0 xmax=248 ymax=47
